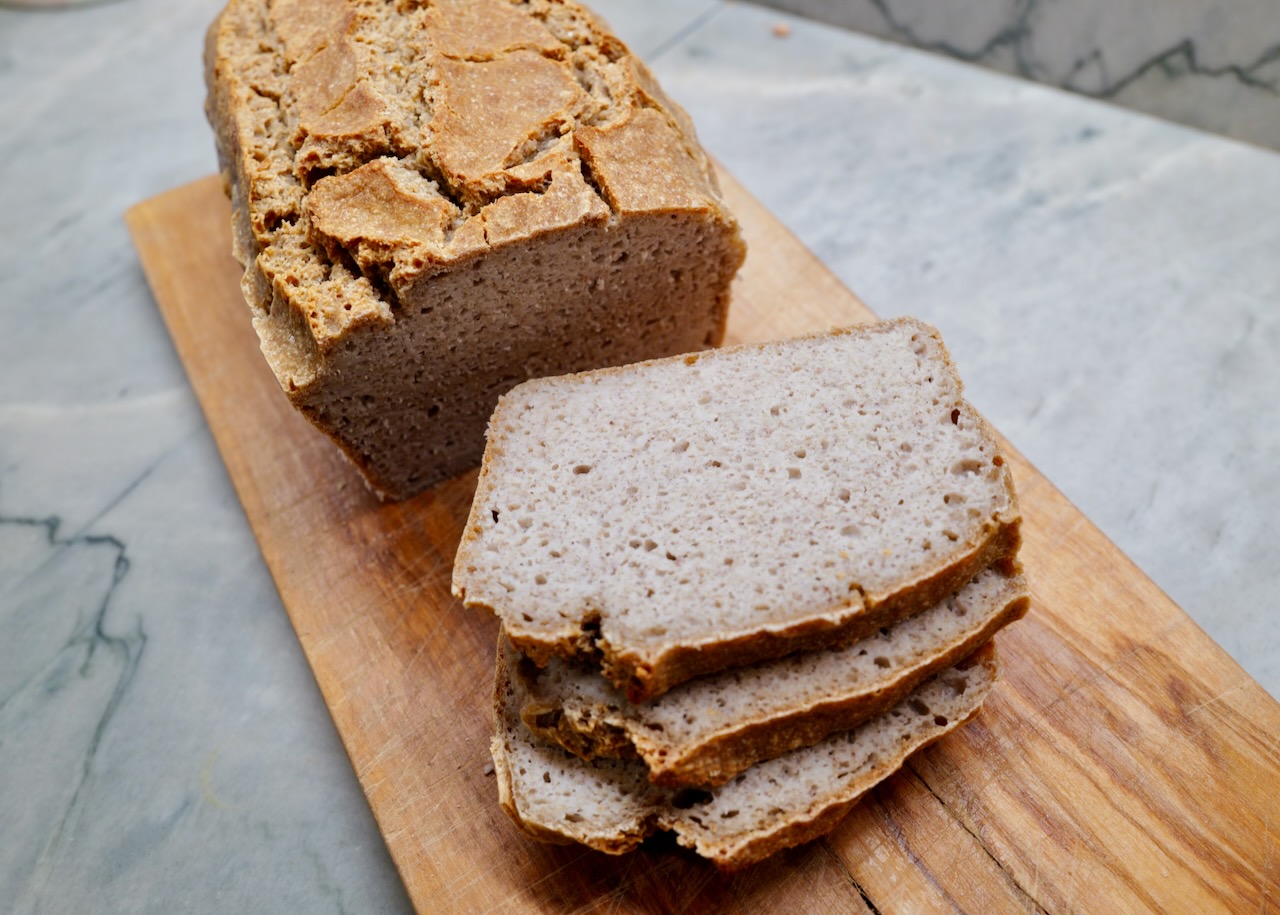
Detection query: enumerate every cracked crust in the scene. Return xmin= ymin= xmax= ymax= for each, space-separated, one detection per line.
xmin=205 ymin=0 xmax=745 ymax=499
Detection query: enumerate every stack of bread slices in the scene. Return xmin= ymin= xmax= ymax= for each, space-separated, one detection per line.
xmin=452 ymin=318 xmax=1027 ymax=870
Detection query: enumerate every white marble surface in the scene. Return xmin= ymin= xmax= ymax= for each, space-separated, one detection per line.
xmin=1 ymin=0 xmax=1277 ymax=910
xmin=749 ymin=0 xmax=1280 ymax=150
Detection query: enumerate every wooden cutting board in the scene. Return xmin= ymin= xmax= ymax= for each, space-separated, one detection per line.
xmin=127 ymin=174 xmax=1280 ymax=914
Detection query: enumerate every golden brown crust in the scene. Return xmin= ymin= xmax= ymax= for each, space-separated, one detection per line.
xmin=576 ymin=108 xmax=726 ymax=215
xmin=210 ymin=0 xmax=741 ymax=266
xmin=305 ymin=160 xmax=459 ymax=262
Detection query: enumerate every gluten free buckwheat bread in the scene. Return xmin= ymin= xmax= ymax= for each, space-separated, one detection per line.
xmin=493 ymin=634 xmax=1001 ymax=870
xmin=452 ymin=319 xmax=1021 ymax=701
xmin=517 ymin=564 xmax=1027 ymax=787
xmin=204 ymin=0 xmax=746 ymax=499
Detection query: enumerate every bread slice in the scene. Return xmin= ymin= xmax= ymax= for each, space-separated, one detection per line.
xmin=517 ymin=564 xmax=1027 ymax=787
xmin=205 ymin=0 xmax=745 ymax=499
xmin=454 ymin=319 xmax=1021 ymax=700
xmin=492 ymin=634 xmax=1000 ymax=870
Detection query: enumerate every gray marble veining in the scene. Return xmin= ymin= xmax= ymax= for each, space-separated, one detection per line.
xmin=1 ymin=0 xmax=1277 ymax=911
xmin=747 ymin=0 xmax=1280 ymax=150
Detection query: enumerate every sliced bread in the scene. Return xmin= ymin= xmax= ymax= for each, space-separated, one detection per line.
xmin=492 ymin=634 xmax=1000 ymax=871
xmin=454 ymin=318 xmax=1021 ymax=700
xmin=517 ymin=563 xmax=1027 ymax=787
xmin=205 ymin=0 xmax=745 ymax=499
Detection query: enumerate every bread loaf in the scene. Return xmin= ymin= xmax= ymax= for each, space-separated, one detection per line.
xmin=204 ymin=0 xmax=746 ymax=499
xmin=492 ymin=634 xmax=1000 ymax=870
xmin=453 ymin=319 xmax=1021 ymax=700
xmin=517 ymin=564 xmax=1027 ymax=787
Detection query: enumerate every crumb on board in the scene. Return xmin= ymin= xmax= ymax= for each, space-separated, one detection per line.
xmin=772 ymin=22 xmax=792 ymax=38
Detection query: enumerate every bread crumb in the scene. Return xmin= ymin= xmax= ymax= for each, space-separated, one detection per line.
xmin=771 ymin=23 xmax=792 ymax=38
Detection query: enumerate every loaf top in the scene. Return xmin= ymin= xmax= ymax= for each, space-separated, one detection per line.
xmin=453 ymin=318 xmax=1020 ymax=694
xmin=206 ymin=0 xmax=739 ymax=351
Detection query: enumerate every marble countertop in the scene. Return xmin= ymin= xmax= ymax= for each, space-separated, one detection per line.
xmin=2 ymin=1 xmax=1276 ymax=911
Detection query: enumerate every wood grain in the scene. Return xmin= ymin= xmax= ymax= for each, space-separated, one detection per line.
xmin=127 ymin=174 xmax=1280 ymax=914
